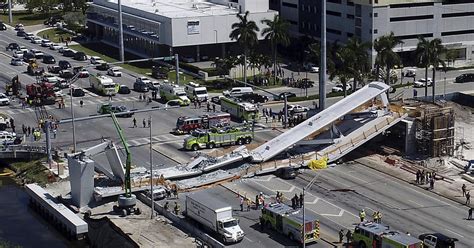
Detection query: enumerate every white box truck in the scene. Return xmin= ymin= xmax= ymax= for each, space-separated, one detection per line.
xmin=185 ymin=191 xmax=244 ymax=243
xmin=184 ymin=82 xmax=208 ymax=102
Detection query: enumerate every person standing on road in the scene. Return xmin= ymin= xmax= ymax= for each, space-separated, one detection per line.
xmin=299 ymin=192 xmax=303 ymax=208
xmin=346 ymin=230 xmax=352 ymax=245
xmin=212 ymin=103 xmax=216 ymax=113
xmin=164 ymin=201 xmax=169 ymax=211
xmin=339 ymin=229 xmax=344 ymax=243
xmin=373 ymin=211 xmax=379 ymax=223
xmin=132 ymin=118 xmax=137 ymax=128
xmin=207 ymin=102 xmax=211 ymax=112
xmin=462 ymin=184 xmax=467 ymax=197
xmin=142 ymin=118 xmax=146 ymax=128
xmin=466 ymin=191 xmax=471 ymax=205
xmin=377 ymin=212 xmax=382 ymax=223
xmin=255 ymin=194 xmax=260 ymax=210
xmin=429 ymin=177 xmax=435 ymax=190
xmin=246 ymin=198 xmax=251 ymax=211
xmin=291 ymin=196 xmax=296 ymax=209
xmin=147 ymin=118 xmax=151 ymax=128
xmin=173 ymin=202 xmax=180 ymax=215
xmin=240 ymin=196 xmax=244 ymax=211
xmin=80 ymin=100 xmax=83 ymax=107
xmin=359 ymin=209 xmax=366 ymax=222
xmin=294 ymin=194 xmax=299 ymax=208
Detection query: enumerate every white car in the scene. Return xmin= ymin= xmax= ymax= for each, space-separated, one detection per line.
xmin=136 ymin=76 xmax=151 ymax=85
xmin=31 ymin=37 xmax=42 ymax=44
xmin=414 ymin=78 xmax=433 ymax=88
xmin=90 ymin=56 xmax=106 ymax=64
xmin=24 ymin=33 xmax=34 ymax=40
xmin=10 ymin=58 xmax=23 ymax=66
xmin=331 ymin=83 xmax=352 ymax=92
xmin=30 ymin=49 xmax=44 ymax=58
xmin=0 ymin=93 xmax=10 ymax=105
xmin=286 ymin=104 xmax=309 ymax=113
xmin=41 ymin=39 xmax=52 ymax=47
xmin=0 ymin=131 xmax=17 ymax=146
xmin=17 ymin=46 xmax=28 ymax=53
xmin=107 ymin=67 xmax=122 ymax=77
xmin=13 ymin=50 xmax=24 ymax=59
xmin=49 ymin=43 xmax=62 ymax=50
xmin=303 ymin=63 xmax=319 ymax=73
xmin=43 ymin=74 xmax=62 ymax=84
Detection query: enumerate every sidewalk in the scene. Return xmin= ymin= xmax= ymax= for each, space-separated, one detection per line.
xmin=355 ymin=155 xmax=473 ymax=208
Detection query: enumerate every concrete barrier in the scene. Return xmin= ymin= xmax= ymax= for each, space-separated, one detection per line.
xmin=136 ymin=193 xmax=225 ymax=248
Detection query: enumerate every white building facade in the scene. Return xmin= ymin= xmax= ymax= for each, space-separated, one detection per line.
xmin=86 ymin=0 xmax=277 ymax=60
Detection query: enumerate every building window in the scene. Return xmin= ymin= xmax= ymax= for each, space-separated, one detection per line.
xmin=288 ymin=20 xmax=298 ymax=25
xmin=442 ymin=29 xmax=474 ymax=36
xmin=390 ymin=15 xmax=433 ymax=22
xmin=282 ymin=2 xmax=297 ymax=8
xmin=355 ymin=27 xmax=361 ymax=37
xmin=328 ymin=0 xmax=342 ymax=3
xmin=327 ymin=10 xmax=342 ymax=17
xmin=369 ymin=12 xmax=372 ymax=18
xmin=347 ymin=14 xmax=355 ymax=19
xmin=374 ymin=29 xmax=378 ymax=34
xmin=355 ymin=4 xmax=361 ymax=17
xmin=327 ymin=28 xmax=342 ymax=35
xmin=390 ymin=2 xmax=434 ymax=8
xmin=347 ymin=32 xmax=354 ymax=37
xmin=374 ymin=13 xmax=378 ymax=17
xmin=314 ymin=6 xmax=318 ymax=13
xmin=442 ymin=12 xmax=474 ymax=18
xmin=347 ymin=1 xmax=354 ymax=6
xmin=375 ymin=0 xmax=378 ymax=3
xmin=395 ymin=33 xmax=433 ymax=39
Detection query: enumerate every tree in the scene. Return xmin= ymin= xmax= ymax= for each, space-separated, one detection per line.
xmin=328 ymin=46 xmax=356 ymax=98
xmin=416 ymin=37 xmax=432 ymax=98
xmin=345 ymin=37 xmax=372 ymax=90
xmin=261 ymin=15 xmax=290 ymax=85
xmin=429 ymin=39 xmax=446 ymax=102
xmin=229 ymin=11 xmax=260 ymax=84
xmin=26 ymin=0 xmax=59 ymax=14
xmin=63 ymin=12 xmax=86 ymax=32
xmin=445 ymin=49 xmax=458 ymax=67
xmin=374 ymin=32 xmax=403 ymax=97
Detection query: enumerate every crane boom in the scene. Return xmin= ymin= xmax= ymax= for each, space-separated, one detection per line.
xmin=110 ymin=113 xmax=132 ymax=197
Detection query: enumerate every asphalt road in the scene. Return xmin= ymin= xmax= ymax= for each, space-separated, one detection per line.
xmin=226 ymin=164 xmax=474 ymax=248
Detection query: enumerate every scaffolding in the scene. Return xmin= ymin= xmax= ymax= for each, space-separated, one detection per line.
xmin=415 ymin=104 xmax=455 ymax=157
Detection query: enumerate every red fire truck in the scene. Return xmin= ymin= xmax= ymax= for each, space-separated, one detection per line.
xmin=174 ymin=113 xmax=231 ymax=134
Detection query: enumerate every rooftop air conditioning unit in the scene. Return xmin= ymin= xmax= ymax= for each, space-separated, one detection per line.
xmin=155 ymin=8 xmax=159 ymax=13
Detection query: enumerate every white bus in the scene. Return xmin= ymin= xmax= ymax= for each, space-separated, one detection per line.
xmin=89 ymin=74 xmax=118 ymax=96
xmin=184 ymin=82 xmax=208 ymax=102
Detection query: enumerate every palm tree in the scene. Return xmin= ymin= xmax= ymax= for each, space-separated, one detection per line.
xmin=429 ymin=39 xmax=446 ymax=102
xmin=416 ymin=37 xmax=432 ymax=98
xmin=261 ymin=15 xmax=290 ymax=85
xmin=374 ymin=32 xmax=403 ymax=91
xmin=345 ymin=37 xmax=372 ymax=90
xmin=230 ymin=11 xmax=260 ymax=84
xmin=329 ymin=46 xmax=356 ymax=97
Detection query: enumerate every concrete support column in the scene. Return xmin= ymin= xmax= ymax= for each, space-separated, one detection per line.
xmin=196 ymin=45 xmax=200 ymax=62
xmin=221 ymin=43 xmax=226 ymax=58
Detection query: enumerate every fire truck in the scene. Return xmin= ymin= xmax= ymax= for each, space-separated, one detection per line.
xmin=261 ymin=203 xmax=320 ymax=245
xmin=174 ymin=113 xmax=231 ymax=134
xmin=183 ymin=125 xmax=253 ymax=151
xmin=353 ymin=222 xmax=423 ymax=248
xmin=26 ymin=82 xmax=56 ymax=105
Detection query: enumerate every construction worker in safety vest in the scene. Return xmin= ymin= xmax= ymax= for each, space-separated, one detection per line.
xmin=359 ymin=209 xmax=366 ymax=222
xmin=372 ymin=211 xmax=379 ymax=223
xmin=376 ymin=212 xmax=382 ymax=223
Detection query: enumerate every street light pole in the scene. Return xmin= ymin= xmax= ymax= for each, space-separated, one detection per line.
xmin=303 ymin=171 xmax=322 ymax=248
xmin=175 ymin=54 xmax=180 ymax=85
xmin=319 ymin=0 xmax=327 ymax=110
xmin=117 ymin=0 xmax=125 ymax=62
xmin=70 ymin=87 xmax=77 ymax=152
xmin=444 ymin=76 xmax=446 ymax=98
xmin=8 ymin=0 xmax=12 ymax=24
xmin=149 ymin=115 xmax=154 ymax=218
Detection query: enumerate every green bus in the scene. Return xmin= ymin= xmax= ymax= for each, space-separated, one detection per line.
xmin=220 ymin=97 xmax=258 ymax=122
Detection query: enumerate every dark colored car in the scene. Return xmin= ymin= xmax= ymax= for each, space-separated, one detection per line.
xmin=59 ymin=70 xmax=74 ymax=79
xmin=98 ymin=104 xmax=133 ymax=117
xmin=71 ymin=88 xmax=85 ymax=97
xmin=151 ymin=66 xmax=168 ymax=79
xmin=95 ymin=63 xmax=110 ymax=71
xmin=118 ymin=85 xmax=131 ymax=94
xmin=73 ymin=52 xmax=87 ymax=61
xmin=58 ymin=60 xmax=71 ymax=70
xmin=44 ymin=16 xmax=63 ymax=26
xmin=238 ymin=93 xmax=269 ymax=103
xmin=6 ymin=43 xmax=19 ymax=51
xmin=42 ymin=55 xmax=56 ymax=64
xmin=0 ymin=23 xmax=6 ymax=31
xmin=418 ymin=233 xmax=457 ymax=248
xmin=211 ymin=95 xmax=223 ymax=104
xmin=16 ymin=30 xmax=26 ymax=37
xmin=454 ymin=73 xmax=474 ymax=83
xmin=276 ymin=92 xmax=297 ymax=100
xmin=63 ymin=50 xmax=76 ymax=57
xmin=22 ymin=52 xmax=36 ymax=63
xmin=274 ymin=167 xmax=297 ymax=179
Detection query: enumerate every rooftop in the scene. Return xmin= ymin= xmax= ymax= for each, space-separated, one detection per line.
xmin=104 ymin=0 xmax=240 ymax=18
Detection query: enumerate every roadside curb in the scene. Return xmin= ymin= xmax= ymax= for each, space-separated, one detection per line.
xmin=355 ymin=159 xmax=472 ymax=208
xmin=219 ymin=183 xmax=339 ymax=247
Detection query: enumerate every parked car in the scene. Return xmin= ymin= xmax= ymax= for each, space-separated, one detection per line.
xmin=276 ymin=92 xmax=297 ymax=100
xmin=73 ymin=67 xmax=89 ymax=78
xmin=16 ymin=30 xmax=26 ymax=37
xmin=418 ymin=233 xmax=457 ymax=248
xmin=274 ymin=167 xmax=297 ymax=179
xmin=31 ymin=37 xmax=42 ymax=44
xmin=118 ymin=85 xmax=131 ymax=94
xmin=0 ymin=22 xmax=6 ymax=31
xmin=73 ymin=52 xmax=88 ymax=61
xmin=12 ymin=50 xmax=24 ymax=59
xmin=42 ymin=55 xmax=56 ymax=64
xmin=414 ymin=78 xmax=433 ymax=88
xmin=49 ymin=43 xmax=62 ymax=50
xmin=238 ymin=93 xmax=269 ymax=103
xmin=59 ymin=69 xmax=74 ymax=79
xmin=285 ymin=104 xmax=309 ymax=113
xmin=10 ymin=58 xmax=24 ymax=66
xmin=98 ymin=104 xmax=133 ymax=117
xmin=44 ymin=16 xmax=63 ymax=26
xmin=22 ymin=52 xmax=36 ymax=63
xmin=6 ymin=43 xmax=19 ymax=51
xmin=147 ymin=81 xmax=160 ymax=91
xmin=63 ymin=49 xmax=76 ymax=57
xmin=30 ymin=49 xmax=44 ymax=59
xmin=58 ymin=60 xmax=72 ymax=70
xmin=331 ymin=83 xmax=352 ymax=92
xmin=404 ymin=68 xmax=416 ymax=77
xmin=48 ymin=65 xmax=62 ymax=74
xmin=90 ymin=56 xmax=106 ymax=64
xmin=24 ymin=33 xmax=34 ymax=40
xmin=95 ymin=63 xmax=110 ymax=71
xmin=14 ymin=23 xmax=24 ymax=30
xmin=41 ymin=39 xmax=52 ymax=47
xmin=303 ymin=62 xmax=319 ymax=73
xmin=454 ymin=73 xmax=474 ymax=83
xmin=133 ymin=82 xmax=149 ymax=92
xmin=107 ymin=67 xmax=122 ymax=77
xmin=17 ymin=46 xmax=28 ymax=53
xmin=0 ymin=93 xmax=10 ymax=105
xmin=58 ymin=47 xmax=70 ymax=53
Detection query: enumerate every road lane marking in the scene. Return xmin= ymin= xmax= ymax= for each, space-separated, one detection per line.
xmin=244 ymin=236 xmax=253 ymax=242
xmin=444 ymin=228 xmax=464 ymax=238
xmin=408 ymin=200 xmax=424 ymax=207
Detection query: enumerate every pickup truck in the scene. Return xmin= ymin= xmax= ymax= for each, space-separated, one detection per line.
xmin=185 ymin=191 xmax=244 ymax=243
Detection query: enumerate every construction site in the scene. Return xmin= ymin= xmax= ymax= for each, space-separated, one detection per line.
xmin=25 ymin=82 xmax=474 ymax=248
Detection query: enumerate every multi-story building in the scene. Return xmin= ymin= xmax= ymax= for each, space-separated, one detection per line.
xmin=86 ymin=0 xmax=277 ymax=60
xmin=276 ymin=0 xmax=474 ymax=65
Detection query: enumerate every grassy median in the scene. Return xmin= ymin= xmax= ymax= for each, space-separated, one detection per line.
xmin=37 ymin=28 xmax=73 ymax=43
xmin=0 ymin=11 xmax=60 ymax=26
